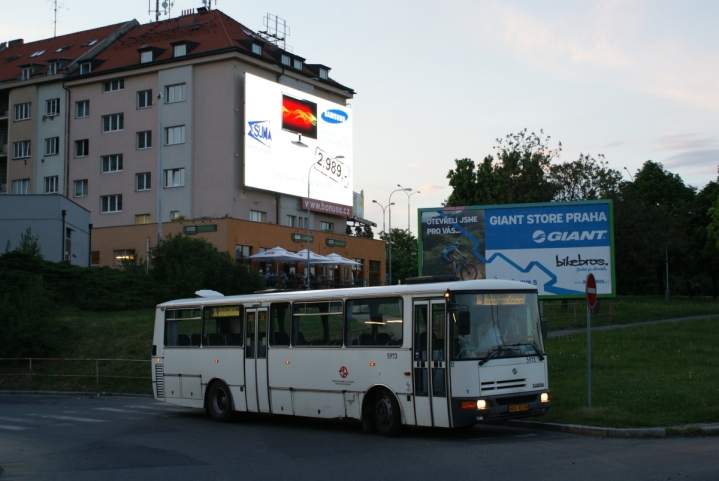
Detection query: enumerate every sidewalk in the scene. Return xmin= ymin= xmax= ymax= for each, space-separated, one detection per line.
xmin=547 ymin=313 xmax=719 ymax=338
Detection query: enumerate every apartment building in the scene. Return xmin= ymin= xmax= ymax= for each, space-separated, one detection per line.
xmin=1 ymin=9 xmax=385 ymax=282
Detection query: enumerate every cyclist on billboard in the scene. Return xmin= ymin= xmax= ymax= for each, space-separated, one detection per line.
xmin=442 ymin=241 xmax=464 ymax=276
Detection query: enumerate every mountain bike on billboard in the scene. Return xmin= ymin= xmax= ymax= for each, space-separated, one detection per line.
xmin=442 ymin=242 xmax=478 ymax=280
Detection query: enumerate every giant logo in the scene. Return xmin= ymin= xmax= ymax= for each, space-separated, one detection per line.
xmin=533 ymin=230 xmax=608 ymax=243
xmin=247 ymin=120 xmax=272 ymax=146
xmin=321 ymin=109 xmax=348 ymax=124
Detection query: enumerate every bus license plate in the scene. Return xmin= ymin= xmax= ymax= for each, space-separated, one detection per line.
xmin=509 ymin=404 xmax=529 ymax=413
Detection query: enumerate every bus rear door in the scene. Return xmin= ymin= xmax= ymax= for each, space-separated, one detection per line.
xmin=412 ymin=300 xmax=450 ymax=427
xmin=245 ymin=308 xmax=270 ymax=413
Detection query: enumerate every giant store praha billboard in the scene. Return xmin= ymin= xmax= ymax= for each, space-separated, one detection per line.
xmin=418 ymin=200 xmax=615 ymax=298
xmin=244 ymin=73 xmax=353 ymax=209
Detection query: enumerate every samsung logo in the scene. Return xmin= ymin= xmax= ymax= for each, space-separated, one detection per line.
xmin=321 ymin=109 xmax=348 ymax=124
xmin=247 ymin=120 xmax=272 ymax=146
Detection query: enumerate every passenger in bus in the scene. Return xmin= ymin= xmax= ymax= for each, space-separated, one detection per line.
xmin=476 ymin=316 xmax=502 ymax=353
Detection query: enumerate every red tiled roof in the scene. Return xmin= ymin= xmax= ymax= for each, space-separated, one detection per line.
xmin=0 ymin=22 xmax=132 ymax=85
xmin=83 ymin=10 xmax=354 ymax=94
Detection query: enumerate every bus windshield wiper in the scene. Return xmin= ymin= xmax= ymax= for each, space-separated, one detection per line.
xmin=532 ymin=342 xmax=545 ymax=361
xmin=478 ymin=346 xmax=507 ymax=366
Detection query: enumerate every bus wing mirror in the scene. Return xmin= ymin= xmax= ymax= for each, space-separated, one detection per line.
xmin=456 ymin=311 xmax=471 ymax=336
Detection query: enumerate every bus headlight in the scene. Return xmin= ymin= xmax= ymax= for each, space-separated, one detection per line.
xmin=477 ymin=399 xmax=487 ymax=410
xmin=541 ymin=392 xmax=550 ymax=403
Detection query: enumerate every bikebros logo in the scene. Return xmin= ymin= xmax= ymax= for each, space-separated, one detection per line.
xmin=321 ymin=109 xmax=348 ymax=124
xmin=247 ymin=120 xmax=272 ymax=146
xmin=532 ymin=230 xmax=608 ymax=243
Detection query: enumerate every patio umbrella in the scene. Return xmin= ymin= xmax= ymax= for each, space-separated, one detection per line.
xmin=247 ymin=247 xmax=305 ymax=263
xmin=295 ymin=249 xmax=331 ymax=264
xmin=323 ymin=252 xmax=362 ymax=266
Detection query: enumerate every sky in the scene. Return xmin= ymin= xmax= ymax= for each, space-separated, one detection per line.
xmin=5 ymin=0 xmax=718 ymax=235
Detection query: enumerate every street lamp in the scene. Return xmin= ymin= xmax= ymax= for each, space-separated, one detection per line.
xmin=398 ymin=183 xmax=420 ymax=233
xmin=306 ymin=154 xmax=344 ymax=289
xmin=623 ymin=167 xmax=634 ymax=181
xmin=388 ymin=187 xmax=411 ymax=285
xmin=371 ymin=200 xmax=394 ymax=234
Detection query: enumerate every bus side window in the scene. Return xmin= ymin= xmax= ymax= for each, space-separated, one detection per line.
xmin=270 ymin=302 xmax=290 ymax=347
xmin=165 ymin=308 xmax=202 ymax=348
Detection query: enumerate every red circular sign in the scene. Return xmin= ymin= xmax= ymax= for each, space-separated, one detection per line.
xmin=339 ymin=366 xmax=348 ymax=378
xmin=586 ymin=273 xmax=597 ymax=308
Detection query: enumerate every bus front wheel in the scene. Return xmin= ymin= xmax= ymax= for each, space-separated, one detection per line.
xmin=373 ymin=389 xmax=402 ymax=437
xmin=207 ymin=381 xmax=234 ymax=423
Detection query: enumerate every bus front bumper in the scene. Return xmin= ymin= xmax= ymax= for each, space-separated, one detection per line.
xmin=451 ymin=390 xmax=551 ymax=427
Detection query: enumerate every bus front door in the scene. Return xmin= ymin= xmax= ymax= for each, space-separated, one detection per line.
xmin=244 ymin=308 xmax=270 ymax=413
xmin=412 ymin=300 xmax=450 ymax=428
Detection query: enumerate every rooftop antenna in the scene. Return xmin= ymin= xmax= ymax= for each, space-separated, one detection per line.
xmin=201 ymin=0 xmax=217 ymax=10
xmin=52 ymin=0 xmax=67 ymax=37
xmin=258 ymin=13 xmax=291 ymax=52
xmin=148 ymin=0 xmax=174 ymax=22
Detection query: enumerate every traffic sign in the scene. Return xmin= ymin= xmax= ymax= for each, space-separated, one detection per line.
xmin=586 ymin=273 xmax=597 ymax=308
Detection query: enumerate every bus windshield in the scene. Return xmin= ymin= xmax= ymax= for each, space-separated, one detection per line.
xmin=451 ymin=292 xmax=543 ymax=361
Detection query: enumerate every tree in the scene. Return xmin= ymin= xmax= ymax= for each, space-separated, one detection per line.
xmin=380 ymin=228 xmax=418 ymax=284
xmin=151 ymin=234 xmax=264 ymax=299
xmin=548 ymin=153 xmax=623 ymax=201
xmin=694 ymin=182 xmax=719 ymax=296
xmin=14 ymin=227 xmax=43 ymax=258
xmin=445 ymin=129 xmax=561 ymax=206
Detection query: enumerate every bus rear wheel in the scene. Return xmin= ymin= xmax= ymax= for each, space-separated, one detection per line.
xmin=207 ymin=381 xmax=234 ymax=422
xmin=373 ymin=389 xmax=402 ymax=437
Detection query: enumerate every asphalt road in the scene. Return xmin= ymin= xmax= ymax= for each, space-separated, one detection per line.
xmin=0 ymin=394 xmax=717 ymax=481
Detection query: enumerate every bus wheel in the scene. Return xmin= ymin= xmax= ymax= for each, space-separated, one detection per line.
xmin=373 ymin=389 xmax=402 ymax=437
xmin=207 ymin=381 xmax=234 ymax=422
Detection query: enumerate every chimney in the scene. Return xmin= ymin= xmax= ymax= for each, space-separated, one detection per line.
xmin=8 ymin=39 xmax=24 ymax=47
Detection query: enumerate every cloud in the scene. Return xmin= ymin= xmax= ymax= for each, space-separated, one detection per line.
xmin=660 ymin=133 xmax=717 ymax=151
xmin=417 ymin=183 xmax=446 ymax=193
xmin=662 ymin=149 xmax=719 ymax=172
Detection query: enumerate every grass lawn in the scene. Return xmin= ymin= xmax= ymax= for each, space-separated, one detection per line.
xmin=543 ymin=295 xmax=719 ymax=330
xmin=536 ymin=316 xmax=719 ymax=428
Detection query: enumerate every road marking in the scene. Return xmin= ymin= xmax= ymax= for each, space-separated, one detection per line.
xmin=0 ymin=416 xmax=42 ymax=424
xmin=514 ymin=433 xmax=537 ymax=438
xmin=31 ymin=415 xmax=108 ymax=423
xmin=93 ymin=407 xmax=148 ymax=414
xmin=125 ymin=404 xmax=182 ymax=412
xmin=0 ymin=424 xmax=30 ymax=431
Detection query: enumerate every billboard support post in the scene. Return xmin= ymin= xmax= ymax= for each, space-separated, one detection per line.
xmin=586 ymin=273 xmax=596 ymax=408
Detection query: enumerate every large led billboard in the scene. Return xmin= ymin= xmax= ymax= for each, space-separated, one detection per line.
xmin=244 ymin=73 xmax=353 ymax=207
xmin=418 ymin=200 xmax=615 ymax=298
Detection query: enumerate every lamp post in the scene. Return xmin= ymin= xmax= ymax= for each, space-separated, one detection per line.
xmin=306 ymin=154 xmax=344 ymax=289
xmin=624 ymin=167 xmax=634 ymax=181
xmin=398 ymin=183 xmax=420 ymax=233
xmin=371 ymin=200 xmax=394 ymax=234
xmin=388 ymin=187 xmax=411 ymax=285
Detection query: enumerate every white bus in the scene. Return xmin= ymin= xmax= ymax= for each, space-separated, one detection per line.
xmin=151 ymin=278 xmax=551 ymax=436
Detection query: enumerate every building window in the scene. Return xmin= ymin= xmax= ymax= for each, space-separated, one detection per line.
xmin=320 ymin=221 xmax=334 ymax=232
xmin=369 ymin=260 xmax=381 ymax=286
xmin=45 ymin=137 xmax=59 ymax=156
xmin=164 ymin=83 xmax=185 ymax=103
xmin=75 ymin=139 xmax=89 ymax=157
xmin=46 ymin=98 xmax=60 ymax=116
xmin=173 ymin=44 xmax=186 ymax=57
xmin=47 ymin=62 xmax=59 ymax=75
xmin=82 ymin=39 xmax=98 ymax=47
xmin=235 ymin=245 xmax=251 ymax=263
xmin=319 ymin=68 xmax=328 ymax=80
xmin=21 ymin=67 xmax=34 ymax=80
xmin=298 ymin=216 xmax=309 ymax=229
xmin=103 ymin=79 xmax=124 ymax=92
xmin=136 ymin=172 xmax=151 ymax=191
xmin=76 ymin=100 xmax=89 ymax=118
xmin=165 ymin=125 xmax=185 ymax=145
xmin=137 ymin=89 xmax=152 ymax=108
xmin=251 ymin=43 xmax=262 ymax=55
xmin=12 ymin=179 xmax=30 ymax=194
xmin=287 ymin=215 xmax=297 ymax=227
xmin=14 ymin=102 xmax=31 ymax=121
xmin=170 ymin=210 xmax=180 ymax=220
xmin=113 ymin=249 xmax=135 ymax=266
xmin=164 ymin=168 xmax=185 ymax=187
xmin=44 ymin=176 xmax=58 ymax=194
xmin=101 ymin=194 xmax=122 ymax=213
xmin=102 ymin=113 xmax=123 ymax=132
xmin=140 ymin=50 xmax=153 ymax=63
xmin=250 ymin=210 xmax=267 ymax=223
xmin=74 ymin=179 xmax=88 ymax=197
xmin=30 ymin=50 xmax=46 ymax=58
xmin=281 ymin=54 xmax=291 ymax=66
xmin=137 ymin=131 xmax=152 ymax=149
xmin=293 ymin=58 xmax=303 ymax=70
xmin=13 ymin=140 xmax=30 ymax=159
xmin=91 ymin=251 xmax=100 ymax=266
xmin=136 ymin=214 xmax=151 ymax=224
xmin=79 ymin=62 xmax=91 ymax=75
xmin=101 ymin=154 xmax=123 ymax=173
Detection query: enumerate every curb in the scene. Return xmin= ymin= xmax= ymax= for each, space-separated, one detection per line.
xmin=505 ymin=419 xmax=719 ymax=438
xmin=0 ymin=390 xmax=152 ymax=398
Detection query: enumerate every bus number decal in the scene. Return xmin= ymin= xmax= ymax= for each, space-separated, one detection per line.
xmin=387 ymin=353 xmax=398 ymax=360
xmin=526 ymin=356 xmax=537 ymax=363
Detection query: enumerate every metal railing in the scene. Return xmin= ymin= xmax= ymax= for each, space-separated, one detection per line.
xmin=0 ymin=358 xmax=151 ymax=387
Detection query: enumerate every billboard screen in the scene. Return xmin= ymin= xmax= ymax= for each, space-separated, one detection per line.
xmin=418 ymin=200 xmax=615 ymax=298
xmin=244 ymin=73 xmax=353 ymax=206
